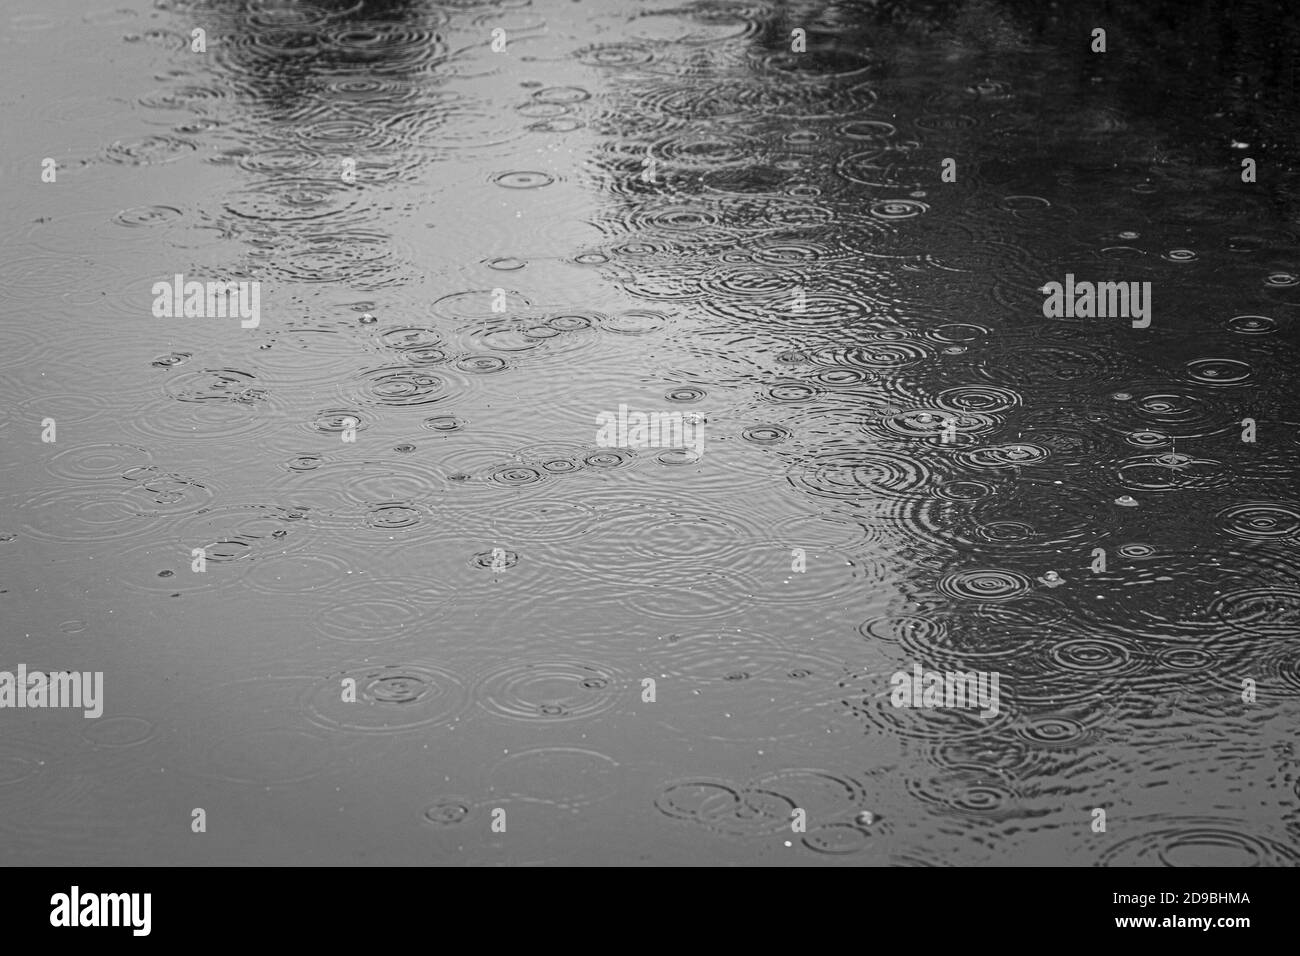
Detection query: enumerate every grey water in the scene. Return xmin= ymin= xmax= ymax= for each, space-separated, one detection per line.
xmin=1 ymin=0 xmax=1298 ymax=866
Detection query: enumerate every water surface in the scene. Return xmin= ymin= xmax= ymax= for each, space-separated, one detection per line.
xmin=1 ymin=0 xmax=1298 ymax=865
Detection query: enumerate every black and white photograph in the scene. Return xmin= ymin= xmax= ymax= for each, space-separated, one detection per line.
xmin=1 ymin=0 xmax=1297 ymax=910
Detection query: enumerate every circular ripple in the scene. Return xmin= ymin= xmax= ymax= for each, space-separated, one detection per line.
xmin=422 ymin=797 xmax=472 ymax=826
xmin=930 ymin=480 xmax=998 ymax=506
xmin=432 ymin=289 xmax=530 ymax=321
xmin=151 ymin=351 xmax=191 ymax=368
xmin=456 ymin=354 xmax=508 ymax=374
xmin=82 ymin=716 xmax=157 ymax=748
xmin=223 ymin=178 xmax=360 ymax=223
xmin=1118 ymin=542 xmax=1158 ymax=559
xmin=766 ymin=381 xmax=823 ymax=404
xmin=812 ymin=367 xmax=873 ymax=388
xmin=700 ymin=265 xmax=799 ymax=299
xmin=936 ymin=568 xmax=1033 ymax=602
xmin=311 ymin=587 xmax=426 ymax=642
xmin=749 ymin=768 xmax=868 ymax=821
xmin=343 ymin=366 xmax=463 ymax=406
xmin=422 ymin=415 xmax=466 ymax=433
xmin=46 ymin=443 xmax=153 ymax=481
xmin=905 ymin=768 xmax=1021 ymax=819
xmin=1210 ymin=587 xmax=1300 ymax=638
xmin=170 ymin=503 xmax=313 ymax=563
xmin=665 ymin=386 xmax=706 ymax=403
xmin=492 ymin=170 xmax=555 ymax=189
xmin=1013 ymin=714 xmax=1096 ymax=750
xmin=472 ymin=548 xmax=519 ymax=570
xmin=650 ymin=130 xmax=754 ymax=169
xmin=1118 ymin=389 xmax=1223 ymax=438
xmin=378 ymin=326 xmax=442 ymax=350
xmin=103 ymin=135 xmax=197 ymax=165
xmin=654 ymin=779 xmax=796 ymax=837
xmin=788 ymin=447 xmax=932 ymax=501
xmin=857 ymin=615 xmax=948 ymax=660
xmin=533 ymin=85 xmax=590 ymax=104
xmin=801 ymin=823 xmax=875 ymax=854
xmin=1156 ymin=646 xmax=1219 ymax=673
xmin=242 ymin=552 xmax=353 ymax=596
xmin=474 ymin=660 xmax=621 ymax=722
xmin=19 ymin=485 xmax=171 ymax=544
xmin=489 ymin=465 xmax=545 ymax=488
xmin=164 ymin=368 xmax=266 ymax=405
xmin=838 ymin=341 xmax=934 ymax=368
xmin=1098 ymin=818 xmax=1300 ymax=866
xmin=1216 ymin=502 xmax=1300 ymax=540
xmin=1226 ymin=314 xmax=1276 ymax=334
xmin=576 ymin=42 xmax=654 ymax=67
xmin=603 ymin=310 xmax=669 ymax=334
xmin=311 ymin=408 xmax=367 ymax=434
xmin=545 ymin=310 xmax=602 ymax=331
xmin=741 ymin=424 xmax=791 ymax=445
xmin=1126 ymin=430 xmax=1170 ymax=448
xmin=365 ymin=502 xmax=426 ymax=532
xmin=1184 ymin=358 xmax=1252 ymax=386
xmin=113 ymin=204 xmax=183 ymax=228
xmin=869 ymin=198 xmax=929 ymax=220
xmin=872 ymin=408 xmax=996 ymax=442
xmin=935 ymin=385 xmax=1020 ymax=414
xmin=1115 ymin=454 xmax=1230 ymax=493
xmin=1049 ymin=637 xmax=1142 ymax=677
xmin=305 ymin=664 xmax=468 ymax=734
xmin=956 ymin=444 xmax=1049 ymax=469
xmin=483 ymin=499 xmax=599 ymax=542
xmin=788 ymin=448 xmax=932 ymax=501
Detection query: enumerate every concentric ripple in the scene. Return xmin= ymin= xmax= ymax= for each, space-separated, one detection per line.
xmin=45 ymin=443 xmax=153 ymax=481
xmin=1097 ymin=817 xmax=1300 ymax=866
xmin=936 ymin=568 xmax=1033 ymax=602
xmin=1210 ymin=587 xmax=1300 ymax=638
xmin=955 ymin=443 xmax=1050 ymax=469
xmin=1048 ymin=636 xmax=1144 ymax=678
xmin=1184 ymin=358 xmax=1252 ymax=386
xmin=654 ymin=779 xmax=797 ymax=838
xmin=787 ymin=447 xmax=933 ymax=501
xmin=305 ymin=664 xmax=469 ymax=734
xmin=492 ymin=169 xmax=555 ymax=189
xmin=473 ymin=660 xmax=623 ymax=722
xmin=343 ymin=366 xmax=463 ymax=406
xmin=741 ymin=424 xmax=792 ymax=445
xmin=1216 ymin=501 xmax=1300 ymax=539
xmin=1226 ymin=314 xmax=1276 ymax=334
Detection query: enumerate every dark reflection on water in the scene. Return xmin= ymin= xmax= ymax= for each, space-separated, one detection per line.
xmin=1 ymin=0 xmax=1298 ymax=864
